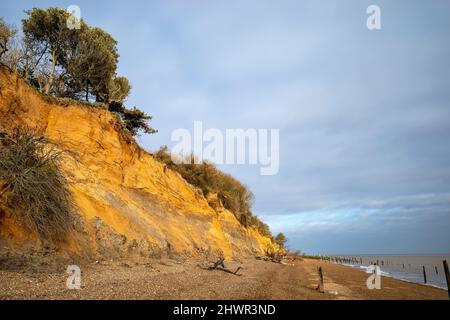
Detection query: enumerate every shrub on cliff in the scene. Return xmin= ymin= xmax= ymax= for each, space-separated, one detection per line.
xmin=274 ymin=232 xmax=287 ymax=248
xmin=0 ymin=128 xmax=74 ymax=239
xmin=155 ymin=147 xmax=253 ymax=215
xmin=154 ymin=146 xmax=272 ymax=238
xmin=108 ymin=101 xmax=157 ymax=136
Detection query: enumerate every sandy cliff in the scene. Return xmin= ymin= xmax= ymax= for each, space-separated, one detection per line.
xmin=0 ymin=66 xmax=274 ymax=263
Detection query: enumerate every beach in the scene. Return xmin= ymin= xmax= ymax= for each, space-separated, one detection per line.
xmin=0 ymin=258 xmax=447 ymax=300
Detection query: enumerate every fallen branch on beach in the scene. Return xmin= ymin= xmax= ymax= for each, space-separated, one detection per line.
xmin=214 ymin=266 xmax=242 ymax=276
xmin=209 ymin=257 xmax=225 ymax=270
xmin=198 ymin=258 xmax=243 ymax=276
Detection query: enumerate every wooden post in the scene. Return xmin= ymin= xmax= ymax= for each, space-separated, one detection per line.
xmin=422 ymin=266 xmax=427 ymax=284
xmin=318 ymin=267 xmax=324 ymax=293
xmin=443 ymin=260 xmax=450 ymax=300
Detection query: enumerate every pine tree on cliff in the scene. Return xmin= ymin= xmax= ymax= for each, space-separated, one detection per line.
xmin=22 ymin=8 xmax=80 ymax=95
xmin=21 ymin=8 xmax=125 ymax=103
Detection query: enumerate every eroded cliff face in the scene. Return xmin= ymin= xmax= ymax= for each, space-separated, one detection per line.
xmin=0 ymin=66 xmax=274 ymax=262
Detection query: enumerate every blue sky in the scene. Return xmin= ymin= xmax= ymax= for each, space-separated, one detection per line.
xmin=2 ymin=0 xmax=450 ymax=254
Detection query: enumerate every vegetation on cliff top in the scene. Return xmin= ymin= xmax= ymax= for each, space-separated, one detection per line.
xmin=154 ymin=146 xmax=273 ymax=239
xmin=0 ymin=9 xmax=155 ymax=136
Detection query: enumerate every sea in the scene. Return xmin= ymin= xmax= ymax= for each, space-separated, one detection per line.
xmin=331 ymin=254 xmax=450 ymax=290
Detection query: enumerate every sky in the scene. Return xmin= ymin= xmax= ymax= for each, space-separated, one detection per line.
xmin=2 ymin=0 xmax=450 ymax=255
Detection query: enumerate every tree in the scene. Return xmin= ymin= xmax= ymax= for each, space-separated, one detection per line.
xmin=109 ymin=76 xmax=131 ymax=103
xmin=0 ymin=17 xmax=17 ymax=59
xmin=21 ymin=8 xmax=120 ymax=100
xmin=122 ymin=107 xmax=157 ymax=135
xmin=275 ymin=232 xmax=287 ymax=248
xmin=22 ymin=8 xmax=81 ymax=94
xmin=108 ymin=102 xmax=157 ymax=136
xmin=84 ymin=27 xmax=118 ymax=102
xmin=64 ymin=26 xmax=118 ymax=101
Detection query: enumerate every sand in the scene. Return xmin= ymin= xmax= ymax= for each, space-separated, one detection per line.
xmin=0 ymin=258 xmax=447 ymax=300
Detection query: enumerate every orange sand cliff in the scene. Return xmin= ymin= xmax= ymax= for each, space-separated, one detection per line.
xmin=0 ymin=66 xmax=274 ymax=261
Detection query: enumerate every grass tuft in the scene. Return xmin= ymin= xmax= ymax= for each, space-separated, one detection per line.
xmin=0 ymin=127 xmax=74 ymax=240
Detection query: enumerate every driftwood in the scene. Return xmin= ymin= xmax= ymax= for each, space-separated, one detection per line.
xmin=209 ymin=257 xmax=225 ymax=270
xmin=201 ymin=258 xmax=242 ymax=276
xmin=214 ymin=266 xmax=242 ymax=276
